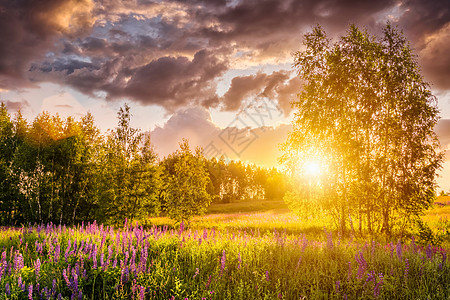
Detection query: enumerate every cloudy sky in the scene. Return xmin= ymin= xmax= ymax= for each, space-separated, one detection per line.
xmin=1 ymin=0 xmax=450 ymax=188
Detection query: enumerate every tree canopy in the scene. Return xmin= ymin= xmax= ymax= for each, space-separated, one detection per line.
xmin=281 ymin=24 xmax=443 ymax=235
xmin=0 ymin=103 xmax=290 ymax=225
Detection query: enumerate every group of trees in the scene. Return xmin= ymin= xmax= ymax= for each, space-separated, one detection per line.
xmin=282 ymin=24 xmax=443 ymax=235
xmin=0 ymin=103 xmax=290 ymax=226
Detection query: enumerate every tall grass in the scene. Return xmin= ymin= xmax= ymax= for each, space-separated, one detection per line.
xmin=0 ymin=220 xmax=448 ymax=299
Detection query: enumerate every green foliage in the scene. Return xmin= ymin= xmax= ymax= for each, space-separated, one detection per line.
xmin=164 ymin=139 xmax=212 ymax=222
xmin=0 ymin=101 xmax=290 ymax=226
xmin=99 ymin=104 xmax=162 ymax=224
xmin=282 ymin=23 xmax=443 ymax=236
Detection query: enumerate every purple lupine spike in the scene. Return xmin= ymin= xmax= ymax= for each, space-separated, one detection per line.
xmin=355 ymin=251 xmax=367 ymax=280
xmin=100 ymin=252 xmax=104 ymax=269
xmin=238 ymin=253 xmax=242 ymax=269
xmin=52 ymin=279 xmax=56 ymax=296
xmin=5 ymin=282 xmax=10 ymax=295
xmin=205 ymin=275 xmax=212 ymax=289
xmin=131 ymin=247 xmax=136 ymax=274
xmin=28 ymin=284 xmax=33 ymax=300
xmin=63 ymin=269 xmax=70 ymax=287
xmin=265 ymin=271 xmax=270 ymax=281
xmin=35 ymin=258 xmax=41 ymax=280
xmin=396 ymin=241 xmax=402 ymax=260
xmin=113 ymin=256 xmax=117 ymax=268
xmin=347 ymin=261 xmax=352 ymax=281
xmin=426 ymin=245 xmax=433 ymax=260
xmin=55 ymin=244 xmax=60 ymax=262
xmin=335 ymin=280 xmax=340 ymax=294
xmin=73 ymin=273 xmax=79 ymax=294
xmin=193 ymin=268 xmax=199 ymax=278
xmin=220 ymin=250 xmax=226 ymax=276
xmin=374 ymin=273 xmax=384 ymax=298
xmin=93 ymin=245 xmax=97 ymax=269
xmin=139 ymin=285 xmax=145 ymax=300
xmin=404 ymin=258 xmax=409 ymax=281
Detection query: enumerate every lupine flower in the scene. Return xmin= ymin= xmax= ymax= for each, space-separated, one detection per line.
xmin=347 ymin=262 xmax=352 ymax=281
xmin=355 ymin=251 xmax=367 ymax=280
xmin=426 ymin=245 xmax=432 ymax=260
xmin=404 ymin=258 xmax=409 ymax=281
xmin=52 ymin=279 xmax=57 ymax=296
xmin=220 ymin=250 xmax=226 ymax=276
xmin=374 ymin=273 xmax=384 ymax=298
xmin=28 ymin=284 xmax=33 ymax=300
xmin=93 ymin=245 xmax=98 ymax=269
xmin=54 ymin=245 xmax=61 ymax=262
xmin=193 ymin=268 xmax=199 ymax=278
xmin=335 ymin=281 xmax=340 ymax=294
xmin=326 ymin=231 xmax=333 ymax=249
xmin=139 ymin=285 xmax=145 ymax=300
xmin=238 ymin=253 xmax=242 ymax=269
xmin=35 ymin=258 xmax=41 ymax=280
xmin=5 ymin=282 xmax=10 ymax=295
xmin=63 ymin=269 xmax=70 ymax=287
xmin=396 ymin=241 xmax=402 ymax=260
xmin=265 ymin=271 xmax=270 ymax=281
xmin=295 ymin=257 xmax=302 ymax=271
xmin=205 ymin=275 xmax=211 ymax=288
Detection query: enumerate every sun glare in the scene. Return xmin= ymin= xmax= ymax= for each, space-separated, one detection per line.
xmin=304 ymin=161 xmax=321 ymax=176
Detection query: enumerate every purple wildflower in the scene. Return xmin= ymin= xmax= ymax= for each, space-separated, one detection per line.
xmin=348 ymin=261 xmax=352 ymax=281
xmin=404 ymin=258 xmax=409 ymax=281
xmin=355 ymin=251 xmax=367 ymax=280
xmin=220 ymin=250 xmax=226 ymax=276
xmin=35 ymin=258 xmax=41 ymax=280
xmin=396 ymin=241 xmax=402 ymax=260
xmin=335 ymin=280 xmax=340 ymax=294
xmin=54 ymin=245 xmax=60 ymax=262
xmin=28 ymin=284 xmax=33 ymax=300
xmin=265 ymin=271 xmax=270 ymax=281
xmin=426 ymin=245 xmax=432 ymax=260
xmin=52 ymin=279 xmax=57 ymax=296
xmin=238 ymin=253 xmax=242 ymax=269
xmin=374 ymin=273 xmax=384 ymax=298
xmin=5 ymin=282 xmax=10 ymax=295
xmin=193 ymin=268 xmax=199 ymax=278
xmin=139 ymin=285 xmax=145 ymax=300
xmin=326 ymin=231 xmax=333 ymax=249
xmin=205 ymin=275 xmax=211 ymax=288
xmin=93 ymin=244 xmax=97 ymax=269
xmin=63 ymin=269 xmax=70 ymax=287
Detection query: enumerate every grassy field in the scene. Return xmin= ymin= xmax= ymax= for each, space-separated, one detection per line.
xmin=0 ymin=198 xmax=449 ymax=299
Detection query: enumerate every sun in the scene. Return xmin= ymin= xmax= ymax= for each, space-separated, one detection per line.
xmin=303 ymin=161 xmax=321 ymax=176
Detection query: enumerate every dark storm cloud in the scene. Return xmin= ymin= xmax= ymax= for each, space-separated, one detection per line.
xmin=120 ymin=49 xmax=228 ymax=109
xmin=435 ymin=118 xmax=450 ymax=159
xmin=3 ymin=100 xmax=30 ymax=111
xmin=1 ymin=0 xmax=449 ymax=111
xmin=393 ymin=0 xmax=450 ymax=90
xmin=436 ymin=119 xmax=450 ymax=148
xmin=221 ymin=71 xmax=301 ymax=114
xmin=0 ymin=0 xmax=95 ymax=89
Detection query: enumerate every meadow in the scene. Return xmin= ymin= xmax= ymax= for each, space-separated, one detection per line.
xmin=0 ymin=199 xmax=449 ymax=299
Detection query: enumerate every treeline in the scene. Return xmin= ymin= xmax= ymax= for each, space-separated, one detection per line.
xmin=0 ymin=103 xmax=290 ymax=226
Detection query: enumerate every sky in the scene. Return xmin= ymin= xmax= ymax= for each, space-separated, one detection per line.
xmin=1 ymin=0 xmax=450 ymax=189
